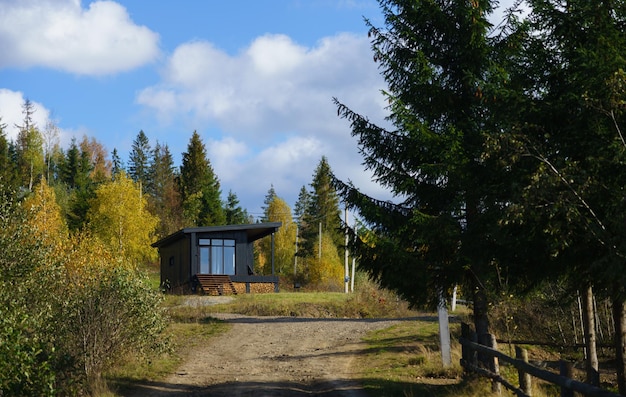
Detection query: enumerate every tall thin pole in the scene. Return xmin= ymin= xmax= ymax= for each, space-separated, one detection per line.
xmin=344 ymin=206 xmax=349 ymax=293
xmin=294 ymin=224 xmax=299 ymax=277
xmin=318 ymin=222 xmax=322 ymax=260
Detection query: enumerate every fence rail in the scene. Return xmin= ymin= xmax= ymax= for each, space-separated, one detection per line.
xmin=460 ymin=323 xmax=621 ymax=397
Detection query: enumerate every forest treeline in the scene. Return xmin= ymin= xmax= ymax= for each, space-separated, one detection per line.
xmin=0 ymin=101 xmax=348 ymax=283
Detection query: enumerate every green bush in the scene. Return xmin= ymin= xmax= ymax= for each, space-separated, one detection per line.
xmin=0 ymin=196 xmax=63 ymax=396
xmin=57 ymin=267 xmax=167 ymax=387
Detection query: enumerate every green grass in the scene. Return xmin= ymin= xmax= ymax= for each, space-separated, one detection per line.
xmin=203 ymin=286 xmax=418 ymax=318
xmin=354 ymin=320 xmax=472 ymax=397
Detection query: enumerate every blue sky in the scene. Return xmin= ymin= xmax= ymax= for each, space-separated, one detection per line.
xmin=0 ymin=0 xmax=516 ymax=218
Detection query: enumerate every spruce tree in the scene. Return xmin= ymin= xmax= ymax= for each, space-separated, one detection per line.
xmin=179 ymin=131 xmax=225 ymax=226
xmin=300 ymin=157 xmax=342 ymax=259
xmin=332 ymin=0 xmax=506 ymax=338
xmin=261 ymin=185 xmax=277 ymax=222
xmin=225 ymin=190 xmax=249 ymax=225
xmin=128 ymin=130 xmax=151 ymax=189
xmin=293 ymin=185 xmax=310 ymax=224
xmin=111 ymin=148 xmax=123 ymax=179
xmin=61 ymin=138 xmax=94 ymax=230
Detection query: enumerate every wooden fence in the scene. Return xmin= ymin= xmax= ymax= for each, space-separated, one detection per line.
xmin=460 ymin=323 xmax=622 ymax=397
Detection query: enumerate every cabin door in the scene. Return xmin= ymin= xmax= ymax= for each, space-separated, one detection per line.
xmin=199 ymin=246 xmax=210 ymax=274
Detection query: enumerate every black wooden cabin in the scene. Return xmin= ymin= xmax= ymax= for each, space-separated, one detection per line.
xmin=152 ymin=222 xmax=281 ymax=294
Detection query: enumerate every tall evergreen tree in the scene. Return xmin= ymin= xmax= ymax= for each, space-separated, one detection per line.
xmin=111 ymin=148 xmax=123 ymax=179
xmin=261 ymin=185 xmax=277 ymax=222
xmin=179 ymin=131 xmax=225 ymax=226
xmin=61 ymin=138 xmax=93 ymax=230
xmin=300 ymin=157 xmax=342 ymax=259
xmin=225 ymin=190 xmax=249 ymax=225
xmin=293 ymin=185 xmax=310 ymax=224
xmin=332 ymin=0 xmax=506 ymax=338
xmin=128 ymin=130 xmax=151 ymax=189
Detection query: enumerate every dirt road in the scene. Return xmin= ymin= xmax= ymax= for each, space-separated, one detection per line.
xmin=128 ymin=312 xmax=403 ymax=396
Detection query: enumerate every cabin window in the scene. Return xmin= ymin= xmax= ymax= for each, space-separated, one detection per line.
xmin=198 ymin=238 xmax=235 ymax=275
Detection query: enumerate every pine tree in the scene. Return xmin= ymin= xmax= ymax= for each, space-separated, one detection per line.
xmin=261 ymin=185 xmax=277 ymax=222
xmin=300 ymin=157 xmax=342 ymax=260
xmin=179 ymin=131 xmax=225 ymax=226
xmin=332 ymin=0 xmax=505 ymax=337
xmin=128 ymin=130 xmax=151 ymax=189
xmin=499 ymin=0 xmax=626 ymax=389
xmin=111 ymin=148 xmax=123 ymax=178
xmin=293 ymin=185 xmax=310 ymax=224
xmin=225 ymin=190 xmax=249 ymax=225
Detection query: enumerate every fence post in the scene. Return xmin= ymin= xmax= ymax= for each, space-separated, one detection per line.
xmin=461 ymin=322 xmax=470 ymax=373
xmin=560 ymin=360 xmax=574 ymax=397
xmin=488 ymin=334 xmax=501 ymax=394
xmin=516 ymin=346 xmax=532 ymax=396
xmin=469 ymin=328 xmax=478 ymax=367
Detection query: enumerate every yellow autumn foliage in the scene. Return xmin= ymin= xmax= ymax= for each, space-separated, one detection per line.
xmin=23 ymin=177 xmax=68 ymax=248
xmin=87 ymin=172 xmax=158 ymax=265
xmin=306 ymin=232 xmax=343 ymax=288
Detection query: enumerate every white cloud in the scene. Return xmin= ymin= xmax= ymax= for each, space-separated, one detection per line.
xmin=138 ymin=32 xmax=393 ymax=213
xmin=0 ymin=0 xmax=160 ymax=75
xmin=146 ymin=33 xmax=392 ymax=212
xmin=137 ymin=33 xmax=388 ymax=143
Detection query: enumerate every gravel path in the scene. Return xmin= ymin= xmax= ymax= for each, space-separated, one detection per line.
xmin=127 ymin=313 xmax=403 ymax=396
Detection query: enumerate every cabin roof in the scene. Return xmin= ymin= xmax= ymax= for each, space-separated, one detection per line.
xmin=151 ymin=222 xmax=282 ymax=248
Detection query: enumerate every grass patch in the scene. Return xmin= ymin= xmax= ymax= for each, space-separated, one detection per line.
xmin=204 ymin=285 xmax=418 ymax=318
xmin=354 ymin=318 xmax=571 ymax=397
xmin=355 ymin=319 xmax=469 ymax=397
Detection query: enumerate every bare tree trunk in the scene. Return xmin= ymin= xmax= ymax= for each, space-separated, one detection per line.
xmin=613 ymin=298 xmax=626 ymax=395
xmin=582 ymin=286 xmax=599 ymax=386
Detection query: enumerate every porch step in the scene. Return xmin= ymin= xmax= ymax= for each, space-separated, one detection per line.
xmin=195 ymin=274 xmax=237 ymax=296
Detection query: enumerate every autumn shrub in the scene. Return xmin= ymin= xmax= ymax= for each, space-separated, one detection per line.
xmin=0 ymin=193 xmax=66 ymax=396
xmin=57 ymin=265 xmax=168 ymax=390
xmin=0 ymin=183 xmax=167 ymax=395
